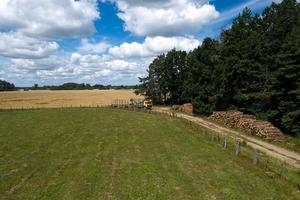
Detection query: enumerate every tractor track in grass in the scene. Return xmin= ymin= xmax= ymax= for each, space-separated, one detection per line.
xmin=153 ymin=108 xmax=300 ymax=169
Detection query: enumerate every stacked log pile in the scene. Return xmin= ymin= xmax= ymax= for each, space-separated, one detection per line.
xmin=182 ymin=103 xmax=193 ymax=114
xmin=208 ymin=110 xmax=286 ymax=142
xmin=172 ymin=103 xmax=193 ymax=114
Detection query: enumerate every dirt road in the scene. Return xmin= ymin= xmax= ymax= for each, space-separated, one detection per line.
xmin=153 ymin=108 xmax=300 ymax=169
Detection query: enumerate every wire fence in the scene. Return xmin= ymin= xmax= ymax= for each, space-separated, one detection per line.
xmin=0 ymin=103 xmax=298 ymax=188
xmin=146 ymin=109 xmax=300 ymax=186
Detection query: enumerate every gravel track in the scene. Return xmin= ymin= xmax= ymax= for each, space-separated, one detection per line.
xmin=153 ymin=108 xmax=300 ymax=169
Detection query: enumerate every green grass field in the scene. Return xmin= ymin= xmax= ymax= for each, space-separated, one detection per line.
xmin=0 ymin=108 xmax=299 ymax=199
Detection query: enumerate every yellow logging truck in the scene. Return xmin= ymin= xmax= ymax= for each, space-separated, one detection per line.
xmin=143 ymin=100 xmax=153 ymax=109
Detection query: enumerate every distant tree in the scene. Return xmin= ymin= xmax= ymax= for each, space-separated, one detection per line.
xmin=136 ymin=49 xmax=188 ymax=104
xmin=184 ymin=38 xmax=223 ymax=114
xmin=36 ymin=83 xmax=137 ymax=90
xmin=0 ymin=80 xmax=15 ymax=91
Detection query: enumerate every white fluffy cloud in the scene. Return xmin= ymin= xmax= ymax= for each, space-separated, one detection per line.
xmin=0 ymin=32 xmax=59 ymax=59
xmin=0 ymin=0 xmax=100 ymax=60
xmin=0 ymin=0 xmax=215 ymax=85
xmin=109 ymin=36 xmax=200 ymax=58
xmin=0 ymin=0 xmax=99 ymax=39
xmin=1 ymin=34 xmax=200 ymax=84
xmin=5 ymin=53 xmax=149 ymax=85
xmin=70 ymin=53 xmax=139 ymax=71
xmin=78 ymin=39 xmax=111 ymax=54
xmin=115 ymin=0 xmax=219 ymax=36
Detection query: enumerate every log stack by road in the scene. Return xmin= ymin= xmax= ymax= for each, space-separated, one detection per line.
xmin=208 ymin=110 xmax=286 ymax=142
xmin=172 ymin=103 xmax=193 ymax=114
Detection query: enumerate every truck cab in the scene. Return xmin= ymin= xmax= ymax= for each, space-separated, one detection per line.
xmin=143 ymin=100 xmax=153 ymax=109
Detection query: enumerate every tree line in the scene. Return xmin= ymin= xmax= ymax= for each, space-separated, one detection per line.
xmin=0 ymin=80 xmax=15 ymax=91
xmin=0 ymin=81 xmax=138 ymax=91
xmin=32 ymin=83 xmax=138 ymax=90
xmin=137 ymin=0 xmax=300 ymax=136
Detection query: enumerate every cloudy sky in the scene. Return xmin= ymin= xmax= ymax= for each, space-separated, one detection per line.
xmin=0 ymin=0 xmax=281 ymax=86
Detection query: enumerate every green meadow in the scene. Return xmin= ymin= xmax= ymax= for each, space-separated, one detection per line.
xmin=0 ymin=108 xmax=299 ymax=199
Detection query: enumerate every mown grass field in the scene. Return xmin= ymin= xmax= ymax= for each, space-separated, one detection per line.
xmin=0 ymin=108 xmax=299 ymax=199
xmin=0 ymin=90 xmax=140 ymax=109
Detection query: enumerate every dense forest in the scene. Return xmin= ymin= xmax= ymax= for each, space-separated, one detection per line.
xmin=0 ymin=80 xmax=15 ymax=91
xmin=137 ymin=0 xmax=300 ymax=136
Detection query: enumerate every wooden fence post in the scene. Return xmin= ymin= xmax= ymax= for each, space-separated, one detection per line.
xmin=223 ymin=136 xmax=227 ymax=149
xmin=235 ymin=142 xmax=240 ymax=156
xmin=265 ymin=159 xmax=270 ymax=171
xmin=253 ymin=150 xmax=260 ymax=165
xmin=280 ymin=162 xmax=286 ymax=178
xmin=211 ymin=133 xmax=216 ymax=141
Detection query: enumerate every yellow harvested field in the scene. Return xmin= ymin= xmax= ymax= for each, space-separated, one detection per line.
xmin=0 ymin=90 xmax=142 ymax=109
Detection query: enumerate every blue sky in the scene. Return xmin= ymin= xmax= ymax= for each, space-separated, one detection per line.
xmin=0 ymin=0 xmax=281 ymax=86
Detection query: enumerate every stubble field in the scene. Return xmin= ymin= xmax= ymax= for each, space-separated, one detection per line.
xmin=0 ymin=90 xmax=140 ymax=109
